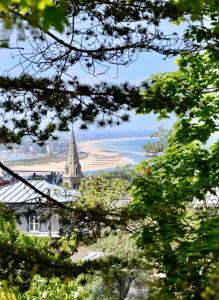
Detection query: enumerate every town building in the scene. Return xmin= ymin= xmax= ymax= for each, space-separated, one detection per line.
xmin=0 ymin=129 xmax=83 ymax=237
xmin=0 ymin=180 xmax=76 ymax=237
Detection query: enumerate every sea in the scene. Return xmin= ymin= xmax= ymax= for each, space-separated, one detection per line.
xmin=0 ymin=137 xmax=148 ymax=161
xmin=83 ymin=136 xmax=151 ymax=175
xmin=96 ymin=137 xmax=149 ymax=164
xmin=0 ymin=133 xmax=153 ymax=175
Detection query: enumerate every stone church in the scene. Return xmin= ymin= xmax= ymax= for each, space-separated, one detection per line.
xmin=62 ymin=129 xmax=84 ymax=190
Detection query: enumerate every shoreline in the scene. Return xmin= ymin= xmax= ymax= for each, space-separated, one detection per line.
xmin=80 ymin=140 xmax=133 ymax=171
xmin=83 ymin=135 xmax=149 ymax=143
xmin=3 ymin=139 xmax=134 ymax=175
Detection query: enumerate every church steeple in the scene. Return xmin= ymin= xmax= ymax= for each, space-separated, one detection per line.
xmin=62 ymin=128 xmax=83 ymax=189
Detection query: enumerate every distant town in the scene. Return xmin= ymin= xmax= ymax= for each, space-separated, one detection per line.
xmin=0 ymin=128 xmax=149 ymax=165
xmin=0 ymin=129 xmax=148 ymax=186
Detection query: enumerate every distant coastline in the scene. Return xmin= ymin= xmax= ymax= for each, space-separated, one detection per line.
xmin=2 ymin=135 xmax=148 ymax=175
xmin=86 ymin=136 xmax=149 ymax=143
xmin=4 ymin=152 xmax=88 ymax=167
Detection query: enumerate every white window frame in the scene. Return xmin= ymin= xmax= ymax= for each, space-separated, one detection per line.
xmin=28 ymin=216 xmax=40 ymax=232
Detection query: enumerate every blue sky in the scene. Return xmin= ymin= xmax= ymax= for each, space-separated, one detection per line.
xmin=73 ymin=51 xmax=177 ymax=134
xmin=0 ymin=25 xmax=179 ymax=136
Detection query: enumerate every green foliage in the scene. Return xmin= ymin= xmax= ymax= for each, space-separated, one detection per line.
xmin=84 ymin=233 xmax=148 ymax=300
xmin=97 ymin=165 xmax=136 ymax=181
xmin=0 ymin=75 xmax=142 ymax=144
xmin=202 ymin=264 xmax=219 ymax=300
xmin=14 ymin=275 xmax=87 ymax=300
xmin=126 ymin=7 xmax=219 ymax=296
xmin=0 ymin=273 xmax=88 ymax=300
xmin=0 ymin=202 xmax=112 ymax=295
xmin=171 ymin=0 xmax=219 ymax=20
xmin=78 ymin=175 xmax=129 ymax=208
xmin=144 ymin=126 xmax=170 ymax=157
xmin=60 ymin=175 xmax=131 ymax=242
xmin=58 ymin=175 xmax=148 ymax=299
xmin=130 ymin=47 xmax=219 ymax=298
xmin=0 ymin=0 xmax=67 ymax=33
xmin=0 ymin=0 xmax=218 ymax=143
xmin=0 ymin=280 xmax=17 ymax=300
xmin=0 ymin=0 xmax=218 ymax=299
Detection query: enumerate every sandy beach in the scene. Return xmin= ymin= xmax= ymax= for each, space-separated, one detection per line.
xmin=9 ymin=139 xmax=132 ymax=175
xmin=79 ymin=140 xmax=132 ymax=171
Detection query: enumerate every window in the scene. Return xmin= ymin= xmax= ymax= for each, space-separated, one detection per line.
xmin=28 ymin=216 xmax=40 ymax=232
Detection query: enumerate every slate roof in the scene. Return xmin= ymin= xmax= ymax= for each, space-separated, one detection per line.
xmin=0 ymin=180 xmax=77 ymax=204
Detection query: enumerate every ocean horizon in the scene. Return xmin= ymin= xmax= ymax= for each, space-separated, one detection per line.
xmin=0 ymin=134 xmax=153 ymax=177
xmin=83 ymin=136 xmax=150 ymax=175
xmin=0 ymin=133 xmax=151 ymax=162
xmin=95 ymin=136 xmax=149 ymax=164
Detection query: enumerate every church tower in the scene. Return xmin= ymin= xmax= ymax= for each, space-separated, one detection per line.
xmin=62 ymin=129 xmax=84 ymax=190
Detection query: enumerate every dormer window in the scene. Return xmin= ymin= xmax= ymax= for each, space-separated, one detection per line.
xmin=28 ymin=215 xmax=40 ymax=232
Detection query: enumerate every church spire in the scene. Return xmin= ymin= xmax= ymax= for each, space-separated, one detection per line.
xmin=62 ymin=128 xmax=83 ymax=189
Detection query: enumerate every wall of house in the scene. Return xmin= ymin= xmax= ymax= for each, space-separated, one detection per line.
xmin=10 ymin=203 xmax=60 ymax=238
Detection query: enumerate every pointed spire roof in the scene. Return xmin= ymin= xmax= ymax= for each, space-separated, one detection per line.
xmin=64 ymin=128 xmax=83 ymax=177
